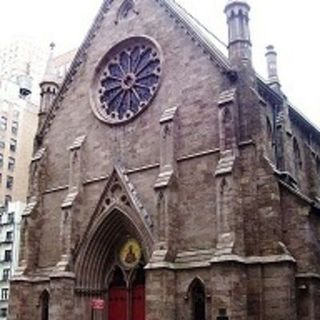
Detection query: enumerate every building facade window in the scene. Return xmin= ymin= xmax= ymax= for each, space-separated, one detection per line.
xmin=0 ymin=154 xmax=3 ymax=168
xmin=2 ymin=269 xmax=10 ymax=281
xmin=7 ymin=212 xmax=14 ymax=223
xmin=8 ymin=157 xmax=15 ymax=171
xmin=6 ymin=176 xmax=13 ymax=189
xmin=13 ymin=109 xmax=19 ymax=118
xmin=5 ymin=231 xmax=13 ymax=241
xmin=0 ymin=308 xmax=7 ymax=317
xmin=0 ymin=141 xmax=5 ymax=149
xmin=11 ymin=120 xmax=18 ymax=135
xmin=1 ymin=288 xmax=8 ymax=301
xmin=4 ymin=250 xmax=11 ymax=262
xmin=4 ymin=195 xmax=12 ymax=207
xmin=0 ymin=117 xmax=7 ymax=131
xmin=9 ymin=138 xmax=16 ymax=152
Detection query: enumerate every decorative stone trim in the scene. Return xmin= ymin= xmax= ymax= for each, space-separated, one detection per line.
xmin=69 ymin=135 xmax=86 ymax=151
xmin=154 ymin=106 xmax=179 ymax=189
xmin=22 ymin=198 xmax=37 ymax=217
xmin=61 ymin=191 xmax=79 ymax=209
xmin=31 ymin=147 xmax=46 ymax=162
xmin=90 ymin=36 xmax=163 ymax=125
xmin=296 ymin=273 xmax=320 ymax=280
xmin=215 ymin=150 xmax=235 ymax=176
xmin=159 ymin=105 xmax=178 ymax=123
xmin=177 ymin=148 xmax=220 ymax=162
xmin=154 ymin=169 xmax=174 ymax=189
xmin=218 ymin=88 xmax=236 ymax=106
xmin=115 ymin=0 xmax=139 ymax=24
xmin=146 ymin=252 xmax=296 ymax=270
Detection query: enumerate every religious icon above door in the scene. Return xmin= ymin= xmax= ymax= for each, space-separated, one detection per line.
xmin=119 ymin=238 xmax=142 ymax=269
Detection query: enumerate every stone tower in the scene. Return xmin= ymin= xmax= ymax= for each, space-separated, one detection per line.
xmin=38 ymin=43 xmax=59 ymax=128
xmin=224 ymin=0 xmax=251 ymax=66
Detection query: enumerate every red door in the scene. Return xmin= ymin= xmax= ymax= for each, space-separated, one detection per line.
xmin=108 ymin=287 xmax=127 ymax=320
xmin=132 ymin=285 xmax=145 ymax=320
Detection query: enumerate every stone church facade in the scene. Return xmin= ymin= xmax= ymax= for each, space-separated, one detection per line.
xmin=8 ymin=0 xmax=320 ymax=319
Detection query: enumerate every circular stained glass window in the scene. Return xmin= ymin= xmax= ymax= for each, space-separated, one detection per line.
xmin=91 ymin=37 xmax=162 ymax=124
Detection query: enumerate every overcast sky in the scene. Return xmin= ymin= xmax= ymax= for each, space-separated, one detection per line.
xmin=0 ymin=0 xmax=319 ymax=127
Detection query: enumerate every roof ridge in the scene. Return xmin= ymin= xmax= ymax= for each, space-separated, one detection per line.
xmin=157 ymin=0 xmax=231 ymax=70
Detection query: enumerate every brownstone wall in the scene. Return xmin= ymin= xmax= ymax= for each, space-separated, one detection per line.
xmin=8 ymin=0 xmax=320 ymax=319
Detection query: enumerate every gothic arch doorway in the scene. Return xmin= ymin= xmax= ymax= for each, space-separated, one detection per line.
xmin=39 ymin=290 xmax=49 ymax=320
xmin=188 ymin=278 xmax=206 ymax=320
xmin=75 ymin=207 xmax=153 ymax=320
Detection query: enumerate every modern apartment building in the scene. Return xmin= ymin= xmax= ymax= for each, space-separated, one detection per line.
xmin=0 ymin=78 xmax=39 ymax=204
xmin=0 ymin=38 xmax=74 ymax=205
xmin=0 ymin=36 xmax=47 ymax=105
xmin=0 ymin=202 xmax=24 ymax=319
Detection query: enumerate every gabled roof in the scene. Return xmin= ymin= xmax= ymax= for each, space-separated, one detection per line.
xmin=37 ymin=0 xmax=233 ymax=140
xmin=37 ymin=0 xmax=319 ymax=141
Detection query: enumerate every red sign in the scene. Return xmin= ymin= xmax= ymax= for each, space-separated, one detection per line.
xmin=91 ymin=299 xmax=105 ymax=310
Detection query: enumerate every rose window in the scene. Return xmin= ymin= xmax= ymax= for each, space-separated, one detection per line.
xmin=92 ymin=37 xmax=162 ymax=124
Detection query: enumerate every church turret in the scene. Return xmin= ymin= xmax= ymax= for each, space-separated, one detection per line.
xmin=224 ymin=0 xmax=252 ymax=67
xmin=265 ymin=45 xmax=281 ymax=91
xmin=39 ymin=43 xmax=59 ymax=127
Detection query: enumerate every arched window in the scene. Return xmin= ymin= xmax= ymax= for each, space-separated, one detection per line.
xmin=293 ymin=138 xmax=302 ymax=177
xmin=223 ymin=108 xmax=233 ymax=150
xmin=40 ymin=290 xmax=49 ymax=320
xmin=189 ymin=278 xmax=206 ymax=320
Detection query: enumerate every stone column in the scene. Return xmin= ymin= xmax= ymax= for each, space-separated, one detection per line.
xmin=56 ymin=135 xmax=86 ymax=272
xmin=15 ymin=147 xmax=47 ymax=275
xmin=49 ymin=273 xmax=76 ymax=320
xmin=214 ymin=89 xmax=243 ymax=255
xmin=210 ymin=262 xmax=248 ymax=320
xmin=145 ymin=269 xmax=176 ymax=320
xmin=153 ymin=106 xmax=179 ymax=262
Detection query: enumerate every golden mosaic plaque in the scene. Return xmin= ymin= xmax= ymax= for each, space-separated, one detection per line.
xmin=119 ymin=239 xmax=141 ymax=268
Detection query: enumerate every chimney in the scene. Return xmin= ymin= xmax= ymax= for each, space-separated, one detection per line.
xmin=265 ymin=45 xmax=281 ymax=91
xmin=224 ymin=0 xmax=252 ymax=67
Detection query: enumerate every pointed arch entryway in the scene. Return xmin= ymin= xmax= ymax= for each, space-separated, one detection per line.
xmin=39 ymin=289 xmax=49 ymax=320
xmin=75 ymin=206 xmax=152 ymax=320
xmin=74 ymin=166 xmax=154 ymax=320
xmin=187 ymin=278 xmax=207 ymax=320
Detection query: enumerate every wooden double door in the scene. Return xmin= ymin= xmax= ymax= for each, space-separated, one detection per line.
xmin=108 ymin=267 xmax=145 ymax=320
